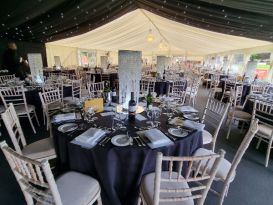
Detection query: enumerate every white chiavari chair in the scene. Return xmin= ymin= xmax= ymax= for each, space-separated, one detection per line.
xmin=202 ymin=72 xmax=212 ymax=89
xmin=226 ymin=86 xmax=252 ymax=139
xmin=139 ymin=150 xmax=225 ymax=205
xmin=39 ymin=89 xmax=63 ymax=130
xmin=252 ymin=99 xmax=273 ymax=167
xmin=87 ymin=81 xmax=104 ymax=98
xmin=1 ymin=103 xmax=56 ymax=161
xmin=169 ymin=80 xmax=187 ymax=102
xmin=0 ymin=86 xmax=40 ymax=133
xmin=183 ymin=76 xmax=201 ymax=106
xmin=0 ymin=74 xmax=16 ymax=84
xmin=140 ymin=80 xmax=150 ymax=97
xmin=250 ymin=84 xmax=265 ymax=95
xmin=221 ymin=78 xmax=237 ymax=102
xmin=193 ymin=119 xmax=259 ymax=205
xmin=201 ymin=94 xmax=230 ymax=151
xmin=148 ymin=80 xmax=156 ymax=93
xmin=0 ymin=141 xmax=102 ymax=205
xmin=63 ymin=79 xmax=82 ymax=103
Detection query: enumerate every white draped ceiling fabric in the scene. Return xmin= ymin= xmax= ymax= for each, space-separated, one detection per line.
xmin=47 ymin=9 xmax=272 ymax=57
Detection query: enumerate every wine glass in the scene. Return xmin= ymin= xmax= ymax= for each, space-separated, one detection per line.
xmin=153 ymin=108 xmax=162 ymax=127
xmin=146 ymin=109 xmax=154 ymax=127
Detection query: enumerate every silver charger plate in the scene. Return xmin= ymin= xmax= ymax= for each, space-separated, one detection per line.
xmin=168 ymin=128 xmax=188 ymax=138
xmin=111 ymin=134 xmax=132 ymax=146
xmin=58 ymin=123 xmax=78 ymax=133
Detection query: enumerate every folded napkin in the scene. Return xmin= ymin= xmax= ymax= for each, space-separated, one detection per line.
xmin=52 ymin=113 xmax=81 ymax=123
xmin=176 ymin=106 xmax=198 ymax=113
xmin=71 ymin=128 xmax=106 ymax=149
xmin=183 ymin=120 xmax=205 ymax=131
xmin=169 ymin=118 xmax=204 ymax=130
xmin=144 ymin=129 xmax=174 ymax=149
xmin=100 ymin=112 xmax=115 ymax=117
xmin=135 ymin=114 xmax=147 ymax=121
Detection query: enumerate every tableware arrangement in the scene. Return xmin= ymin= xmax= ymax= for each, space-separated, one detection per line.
xmin=168 ymin=128 xmax=188 ymax=138
xmin=58 ymin=123 xmax=78 ymax=133
xmin=111 ymin=134 xmax=133 ymax=147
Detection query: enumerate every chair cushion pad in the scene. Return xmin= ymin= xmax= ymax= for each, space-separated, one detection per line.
xmin=22 ymin=138 xmax=56 ymax=160
xmin=140 ymin=171 xmax=193 ymax=205
xmin=229 ymin=110 xmax=251 ymax=120
xmin=14 ymin=104 xmax=35 ymax=115
xmin=56 ymin=171 xmax=100 ymax=205
xmin=193 ymin=148 xmax=235 ymax=182
xmin=202 ymin=130 xmax=212 ymax=145
xmin=257 ymin=124 xmax=273 ymax=138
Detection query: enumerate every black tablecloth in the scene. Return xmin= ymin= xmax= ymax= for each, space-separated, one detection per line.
xmin=154 ymin=81 xmax=171 ymax=96
xmin=53 ymin=113 xmax=203 ymax=205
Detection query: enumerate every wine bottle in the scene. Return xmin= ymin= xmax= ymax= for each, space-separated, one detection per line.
xmin=128 ymin=92 xmax=136 ymax=121
xmin=111 ymin=85 xmax=117 ymax=103
xmin=163 ymin=69 xmax=166 ymax=80
xmin=146 ymin=91 xmax=153 ymax=110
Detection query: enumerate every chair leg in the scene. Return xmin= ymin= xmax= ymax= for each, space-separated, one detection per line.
xmin=27 ymin=113 xmax=36 ymax=134
xmin=265 ymin=140 xmax=273 ymax=167
xmin=34 ymin=110 xmax=40 ymax=127
xmin=256 ymin=138 xmax=262 ymax=149
xmin=97 ymin=196 xmax=103 ymax=205
xmin=43 ymin=111 xmax=46 ymax=125
xmin=226 ymin=117 xmax=233 ymax=140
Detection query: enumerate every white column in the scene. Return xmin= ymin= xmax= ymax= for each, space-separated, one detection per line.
xmin=118 ymin=50 xmax=142 ymax=108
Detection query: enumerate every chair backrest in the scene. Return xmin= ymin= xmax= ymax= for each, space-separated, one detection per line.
xmin=201 ymin=95 xmax=230 ymax=151
xmin=39 ymin=89 xmax=62 ymax=110
xmin=0 ymin=141 xmax=62 ymax=205
xmin=71 ymin=79 xmax=82 ymax=99
xmin=148 ymin=80 xmax=156 ymax=93
xmin=140 ymin=80 xmax=150 ymax=94
xmin=0 ymin=74 xmax=16 ymax=83
xmin=251 ymin=84 xmax=264 ymax=95
xmin=230 ymin=85 xmax=243 ymax=107
xmin=87 ymin=82 xmax=104 ymax=98
xmin=218 ymin=119 xmax=259 ymax=205
xmin=1 ymin=103 xmax=26 ymax=154
xmin=0 ymin=85 xmax=27 ymax=108
xmin=153 ymin=150 xmax=225 ymax=205
xmin=252 ymin=99 xmax=273 ymax=132
xmin=224 ymin=78 xmax=236 ymax=92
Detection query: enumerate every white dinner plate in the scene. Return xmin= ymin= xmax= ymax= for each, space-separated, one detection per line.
xmin=168 ymin=128 xmax=188 ymax=138
xmin=58 ymin=123 xmax=78 ymax=133
xmin=111 ymin=134 xmax=132 ymax=146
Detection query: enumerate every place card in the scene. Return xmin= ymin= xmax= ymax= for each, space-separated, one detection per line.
xmin=135 ymin=114 xmax=147 ymax=121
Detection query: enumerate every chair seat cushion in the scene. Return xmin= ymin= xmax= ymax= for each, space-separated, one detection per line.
xmin=212 ymin=87 xmax=222 ymax=93
xmin=14 ymin=104 xmax=35 ymax=115
xmin=202 ymin=130 xmax=212 ymax=145
xmin=48 ymin=101 xmax=62 ymax=111
xmin=257 ymin=124 xmax=273 ymax=138
xmin=22 ymin=138 xmax=56 ymax=160
xmin=228 ymin=110 xmax=251 ymax=120
xmin=56 ymin=171 xmax=100 ymax=205
xmin=193 ymin=148 xmax=235 ymax=182
xmin=140 ymin=171 xmax=193 ymax=205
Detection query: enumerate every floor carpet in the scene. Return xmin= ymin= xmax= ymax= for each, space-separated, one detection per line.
xmin=0 ymin=87 xmax=272 ymax=205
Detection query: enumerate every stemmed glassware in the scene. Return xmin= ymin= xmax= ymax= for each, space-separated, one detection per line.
xmin=146 ymin=107 xmax=162 ymax=128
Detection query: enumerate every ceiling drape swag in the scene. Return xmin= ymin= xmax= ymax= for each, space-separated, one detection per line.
xmin=47 ymin=9 xmax=272 ymax=56
xmin=0 ymin=0 xmax=273 ymax=43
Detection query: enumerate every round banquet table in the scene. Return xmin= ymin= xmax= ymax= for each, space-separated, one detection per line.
xmin=52 ymin=111 xmax=203 ymax=205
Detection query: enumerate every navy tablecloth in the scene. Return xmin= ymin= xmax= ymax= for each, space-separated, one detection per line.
xmin=53 ymin=114 xmax=202 ymax=205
